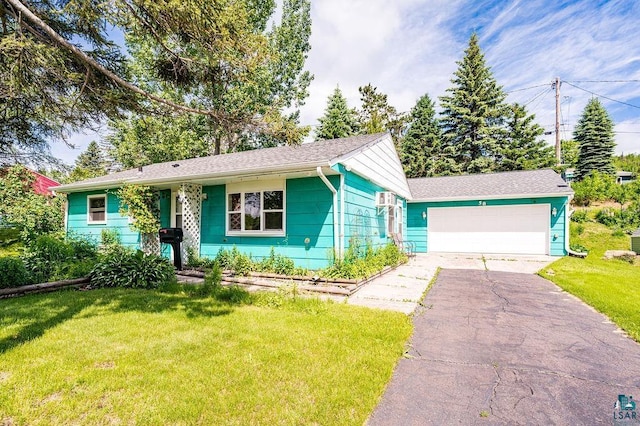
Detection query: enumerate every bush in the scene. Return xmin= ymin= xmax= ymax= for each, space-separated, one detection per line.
xmin=0 ymin=256 xmax=29 ymax=288
xmin=570 ymin=210 xmax=589 ymax=223
xmin=90 ymin=248 xmax=175 ymax=289
xmin=21 ymin=234 xmax=99 ymax=283
xmin=215 ymin=247 xmax=254 ymax=276
xmin=258 ymin=248 xmax=299 ymax=275
xmin=322 ymin=241 xmax=406 ymax=279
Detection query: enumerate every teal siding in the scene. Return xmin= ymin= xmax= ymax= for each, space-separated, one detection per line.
xmin=340 ymin=168 xmax=401 ymax=251
xmin=67 ymin=190 xmax=140 ymax=249
xmin=407 ymin=197 xmax=570 ymax=256
xmin=199 ymin=177 xmax=337 ymax=270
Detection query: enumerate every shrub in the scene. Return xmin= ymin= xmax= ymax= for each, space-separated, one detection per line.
xmin=0 ymin=256 xmax=29 ymax=288
xmin=258 ymin=248 xmax=298 ymax=275
xmin=22 ymin=234 xmax=74 ymax=283
xmin=570 ymin=243 xmax=589 ymax=254
xmin=90 ymin=248 xmax=174 ymax=289
xmin=322 ymin=242 xmax=406 ymax=279
xmin=570 ymin=210 xmax=589 ymax=223
xmin=215 ymin=247 xmax=255 ymax=276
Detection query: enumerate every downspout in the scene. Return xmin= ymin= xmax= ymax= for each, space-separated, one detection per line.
xmin=564 ymin=196 xmax=587 ymax=258
xmin=317 ymin=166 xmax=340 ymax=261
xmin=340 ymin=173 xmax=345 ymax=259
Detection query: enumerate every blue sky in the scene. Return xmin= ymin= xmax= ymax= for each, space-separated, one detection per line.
xmin=52 ymin=0 xmax=640 ymax=163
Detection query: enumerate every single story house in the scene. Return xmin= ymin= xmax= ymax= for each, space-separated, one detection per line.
xmin=54 ymin=133 xmax=574 ymax=268
xmin=54 ymin=133 xmax=411 ymax=270
xmin=406 ymin=170 xmax=573 ymax=256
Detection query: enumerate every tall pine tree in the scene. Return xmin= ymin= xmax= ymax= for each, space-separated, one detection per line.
xmin=574 ymin=98 xmax=616 ymax=180
xmin=315 ymin=87 xmax=358 ymax=140
xmin=439 ymin=33 xmax=509 ymax=174
xmin=498 ymin=103 xmax=554 ymax=171
xmin=400 ymin=94 xmax=442 ymax=177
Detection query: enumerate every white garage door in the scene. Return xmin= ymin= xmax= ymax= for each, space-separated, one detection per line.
xmin=428 ymin=204 xmax=550 ymax=255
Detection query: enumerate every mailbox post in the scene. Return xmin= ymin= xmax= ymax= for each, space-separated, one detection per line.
xmin=159 ymin=227 xmax=184 ymax=270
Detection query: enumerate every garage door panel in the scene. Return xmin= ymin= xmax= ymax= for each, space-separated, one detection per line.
xmin=427 ymin=205 xmax=550 ymax=255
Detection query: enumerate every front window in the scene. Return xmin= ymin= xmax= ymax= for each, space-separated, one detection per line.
xmin=88 ymin=195 xmax=107 ymax=224
xmin=227 ymin=189 xmax=284 ymax=234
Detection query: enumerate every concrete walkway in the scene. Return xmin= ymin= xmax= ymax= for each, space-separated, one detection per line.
xmin=348 ymin=253 xmax=557 ymax=314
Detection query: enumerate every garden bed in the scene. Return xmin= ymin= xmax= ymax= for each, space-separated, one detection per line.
xmin=177 ymin=263 xmax=402 ymax=296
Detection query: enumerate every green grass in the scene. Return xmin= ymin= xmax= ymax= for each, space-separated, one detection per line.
xmin=540 ymin=221 xmax=640 ymax=342
xmin=0 ymin=288 xmax=412 ymax=425
xmin=0 ymin=228 xmax=22 ymax=257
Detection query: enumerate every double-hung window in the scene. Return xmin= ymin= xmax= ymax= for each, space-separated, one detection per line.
xmin=88 ymin=195 xmax=107 ymax=224
xmin=227 ymin=181 xmax=285 ymax=235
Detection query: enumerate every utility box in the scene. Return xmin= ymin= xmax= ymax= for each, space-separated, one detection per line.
xmin=159 ymin=227 xmax=184 ymax=270
xmin=632 ymin=228 xmax=640 ymax=255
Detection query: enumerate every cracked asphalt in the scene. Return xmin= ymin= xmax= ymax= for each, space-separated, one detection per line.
xmin=368 ymin=269 xmax=640 ymax=425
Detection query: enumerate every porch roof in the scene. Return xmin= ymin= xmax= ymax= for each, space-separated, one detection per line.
xmin=55 ymin=133 xmax=389 ymax=193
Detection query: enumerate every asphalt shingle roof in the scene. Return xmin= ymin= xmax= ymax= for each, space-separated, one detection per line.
xmin=56 ymin=133 xmax=386 ymax=192
xmin=408 ymin=169 xmax=573 ymax=201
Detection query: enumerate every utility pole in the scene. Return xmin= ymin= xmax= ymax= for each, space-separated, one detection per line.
xmin=553 ymin=77 xmax=561 ymax=165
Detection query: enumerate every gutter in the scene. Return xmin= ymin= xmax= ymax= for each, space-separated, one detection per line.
xmin=54 ymin=160 xmax=337 ymax=193
xmin=317 ymin=166 xmax=340 ymax=261
xmin=409 ymin=191 xmax=574 ymax=203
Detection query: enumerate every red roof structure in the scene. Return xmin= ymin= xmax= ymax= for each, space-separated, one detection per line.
xmin=30 ymin=170 xmax=60 ymax=196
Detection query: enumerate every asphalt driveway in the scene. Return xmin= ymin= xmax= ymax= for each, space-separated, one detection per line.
xmin=368 ymin=269 xmax=640 ymax=425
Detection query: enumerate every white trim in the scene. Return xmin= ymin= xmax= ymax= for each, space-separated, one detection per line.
xmin=317 ymin=166 xmax=339 ymax=259
xmin=87 ymin=194 xmax=107 ymax=225
xmin=225 ymin=179 xmax=286 ymax=237
xmin=409 ymin=192 xmax=573 ymax=203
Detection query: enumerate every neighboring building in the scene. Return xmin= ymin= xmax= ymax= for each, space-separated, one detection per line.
xmin=616 ymin=171 xmax=635 ymax=185
xmin=562 ymin=168 xmax=636 ymax=185
xmin=54 ymin=134 xmax=575 ymax=268
xmin=30 ymin=170 xmax=60 ymax=196
xmin=406 ymin=170 xmax=573 ymax=256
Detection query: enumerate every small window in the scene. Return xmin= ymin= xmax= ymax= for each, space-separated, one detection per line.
xmin=88 ymin=195 xmax=107 ymax=224
xmin=227 ymin=189 xmax=284 ymax=235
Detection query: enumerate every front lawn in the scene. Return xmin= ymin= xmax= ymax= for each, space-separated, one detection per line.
xmin=0 ymin=289 xmax=412 ymax=425
xmin=540 ymin=221 xmax=640 ymax=342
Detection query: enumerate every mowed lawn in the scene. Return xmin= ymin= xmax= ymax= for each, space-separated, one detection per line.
xmin=540 ymin=221 xmax=640 ymax=342
xmin=0 ymin=289 xmax=412 ymax=425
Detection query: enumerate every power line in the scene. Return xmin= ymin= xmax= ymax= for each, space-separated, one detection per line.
xmin=563 ymin=81 xmax=640 ymax=110
xmin=505 ymin=83 xmax=550 ymax=94
xmin=566 ymin=80 xmax=640 ymax=83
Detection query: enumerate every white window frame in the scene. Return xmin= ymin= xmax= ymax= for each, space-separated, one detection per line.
xmin=87 ymin=194 xmax=107 ymax=225
xmin=170 ymin=191 xmax=183 ymax=228
xmin=226 ymin=180 xmax=285 ymax=236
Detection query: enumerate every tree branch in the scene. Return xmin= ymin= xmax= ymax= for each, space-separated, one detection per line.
xmin=5 ymin=0 xmax=225 ymax=120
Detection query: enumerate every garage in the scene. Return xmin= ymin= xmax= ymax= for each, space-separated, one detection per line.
xmin=405 ymin=170 xmax=574 ymax=257
xmin=427 ymin=204 xmax=550 ymax=255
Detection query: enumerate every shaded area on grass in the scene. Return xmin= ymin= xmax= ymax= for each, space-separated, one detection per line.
xmin=0 ymin=287 xmax=412 ymax=425
xmin=0 ymin=288 xmax=239 ymax=354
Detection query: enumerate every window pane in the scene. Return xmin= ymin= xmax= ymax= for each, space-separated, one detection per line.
xmin=90 ymin=197 xmax=105 ymax=209
xmin=228 ymin=193 xmax=241 ymax=212
xmin=229 ymin=213 xmax=241 ymax=230
xmin=244 ymin=192 xmax=261 ymax=230
xmin=264 ymin=191 xmax=283 ymax=210
xmin=264 ymin=212 xmax=283 ymax=230
xmin=90 ymin=211 xmax=105 ymax=222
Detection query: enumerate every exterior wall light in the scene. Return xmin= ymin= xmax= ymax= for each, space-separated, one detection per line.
xmin=422 ymin=211 xmax=427 ymax=220
xmin=551 ymin=207 xmax=557 ymax=217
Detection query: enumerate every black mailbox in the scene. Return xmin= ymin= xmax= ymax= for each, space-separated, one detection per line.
xmin=159 ymin=227 xmax=183 ymax=270
xmin=159 ymin=227 xmax=183 ymax=243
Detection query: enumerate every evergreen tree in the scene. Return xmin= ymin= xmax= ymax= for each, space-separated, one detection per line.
xmin=400 ymin=94 xmax=442 ymax=178
xmin=357 ymin=84 xmax=406 ymax=144
xmin=498 ymin=103 xmax=554 ymax=171
xmin=439 ymin=33 xmax=509 ymax=174
xmin=574 ymin=98 xmax=616 ymax=180
xmin=68 ymin=141 xmax=108 ymax=181
xmin=315 ymin=87 xmax=358 ymax=140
